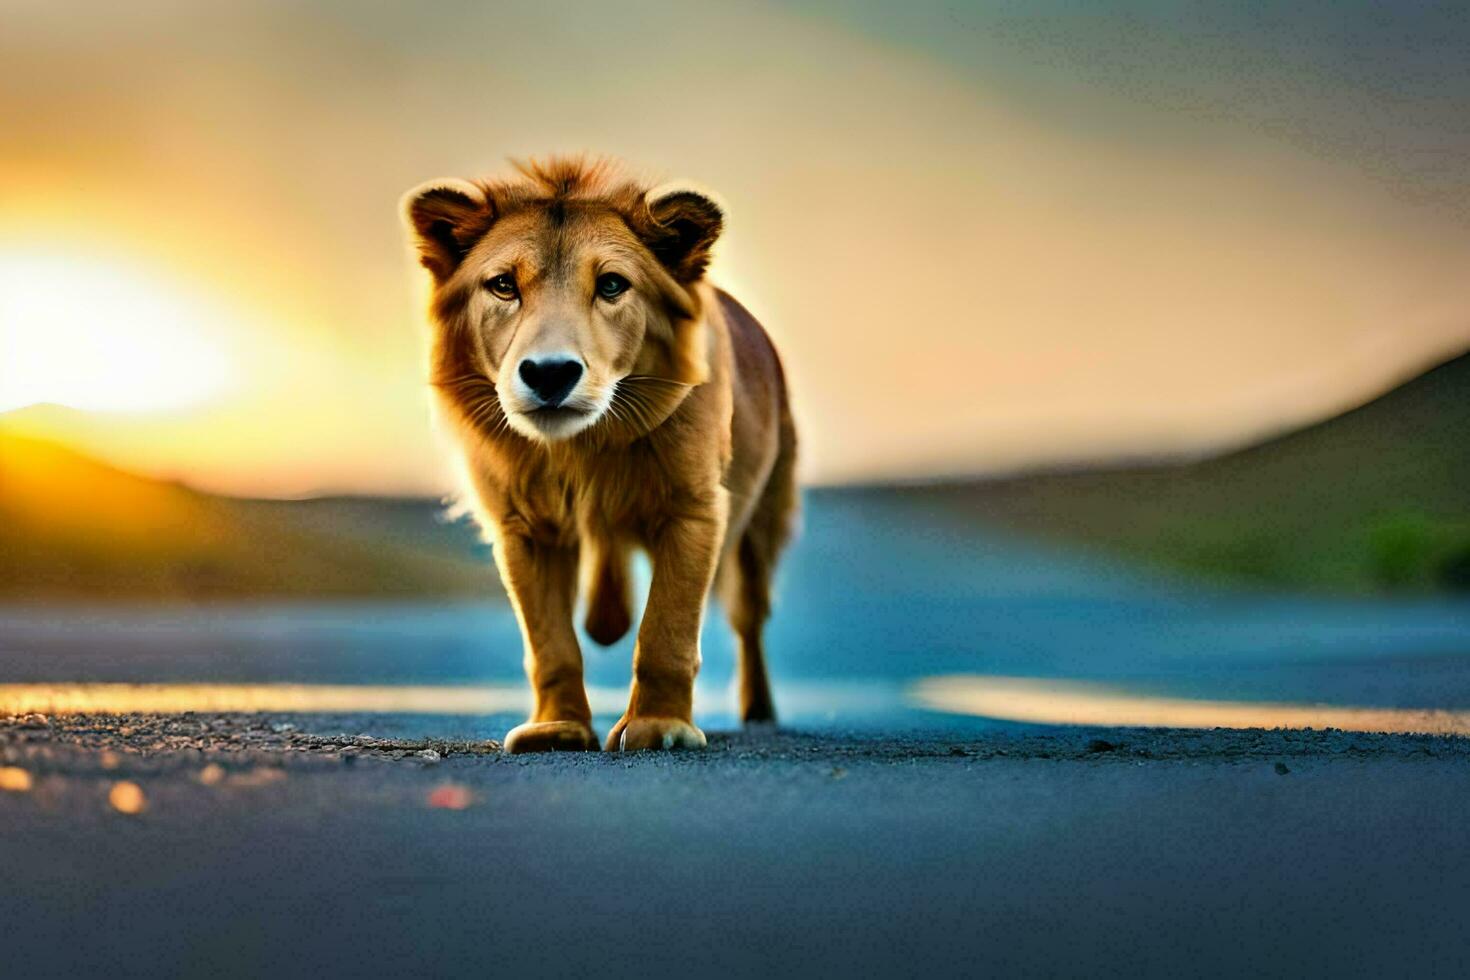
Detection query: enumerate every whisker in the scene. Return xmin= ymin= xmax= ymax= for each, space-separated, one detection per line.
xmin=622 ymin=374 xmax=694 ymax=388
xmin=435 ymin=369 xmax=519 ymax=441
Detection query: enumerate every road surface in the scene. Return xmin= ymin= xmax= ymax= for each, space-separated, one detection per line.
xmin=3 ymin=711 xmax=1468 ymax=978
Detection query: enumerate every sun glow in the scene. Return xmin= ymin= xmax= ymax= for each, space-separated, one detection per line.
xmin=0 ymin=250 xmax=236 ymax=414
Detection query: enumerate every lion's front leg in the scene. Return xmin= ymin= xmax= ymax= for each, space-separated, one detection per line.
xmin=606 ymin=504 xmax=726 ymax=752
xmin=493 ymin=529 xmax=599 ymax=753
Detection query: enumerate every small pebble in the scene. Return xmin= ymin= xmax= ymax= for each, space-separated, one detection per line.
xmin=1274 ymin=762 xmax=1291 ymax=776
xmin=0 ymin=767 xmax=33 ymax=792
xmin=108 ymin=781 xmax=147 ymax=815
xmin=230 ymin=768 xmax=286 ymax=788
xmin=198 ymin=763 xmax=226 ymax=786
xmin=427 ymin=784 xmax=473 ymax=810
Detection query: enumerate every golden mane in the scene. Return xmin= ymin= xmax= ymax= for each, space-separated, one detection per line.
xmin=482 ymin=155 xmax=646 ymax=215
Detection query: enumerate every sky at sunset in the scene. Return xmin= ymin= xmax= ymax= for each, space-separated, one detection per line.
xmin=2 ymin=1 xmax=1468 ymax=496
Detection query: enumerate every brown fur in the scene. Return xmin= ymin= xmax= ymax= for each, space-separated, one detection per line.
xmin=403 ymin=157 xmax=797 ymax=752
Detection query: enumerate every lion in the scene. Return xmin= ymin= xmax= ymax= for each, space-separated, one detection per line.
xmin=402 ymin=157 xmax=798 ymax=753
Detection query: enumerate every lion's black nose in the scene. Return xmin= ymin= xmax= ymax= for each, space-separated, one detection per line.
xmin=518 ymin=357 xmax=583 ymax=407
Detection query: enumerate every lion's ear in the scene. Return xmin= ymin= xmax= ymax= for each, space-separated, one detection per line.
xmin=401 ymin=179 xmax=494 ymax=282
xmin=639 ymin=186 xmax=724 ymax=283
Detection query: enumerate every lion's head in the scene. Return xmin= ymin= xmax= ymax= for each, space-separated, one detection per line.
xmin=403 ymin=157 xmax=723 ymax=443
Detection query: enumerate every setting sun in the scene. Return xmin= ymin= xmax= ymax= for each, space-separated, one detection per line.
xmin=0 ymin=250 xmax=236 ymax=414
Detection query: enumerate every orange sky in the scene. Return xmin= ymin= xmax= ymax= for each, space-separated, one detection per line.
xmin=2 ymin=1 xmax=1468 ymax=496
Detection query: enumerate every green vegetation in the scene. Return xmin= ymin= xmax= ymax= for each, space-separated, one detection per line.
xmin=1365 ymin=513 xmax=1470 ymax=590
xmin=0 ymin=432 xmax=497 ymax=602
xmin=898 ymin=351 xmax=1470 ymax=594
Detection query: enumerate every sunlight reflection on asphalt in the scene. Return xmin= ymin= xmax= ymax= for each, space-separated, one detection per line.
xmin=8 ymin=678 xmax=1470 ymax=735
xmin=0 ymin=681 xmax=907 ymax=730
xmin=911 ymin=674 xmax=1470 ymax=735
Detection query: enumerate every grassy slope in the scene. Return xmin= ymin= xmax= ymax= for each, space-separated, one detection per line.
xmin=0 ymin=432 xmax=496 ymax=602
xmin=893 ymin=351 xmax=1470 ymax=592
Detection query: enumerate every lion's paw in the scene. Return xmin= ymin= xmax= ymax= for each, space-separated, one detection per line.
xmin=604 ymin=716 xmax=707 ymax=752
xmin=504 ymin=720 xmax=600 ymax=754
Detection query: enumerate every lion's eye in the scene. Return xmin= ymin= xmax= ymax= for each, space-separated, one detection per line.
xmin=596 ymin=273 xmax=630 ymax=300
xmin=484 ymin=274 xmax=519 ymax=300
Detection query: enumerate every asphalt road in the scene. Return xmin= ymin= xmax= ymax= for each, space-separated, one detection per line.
xmin=3 ymin=712 xmax=1469 ymax=979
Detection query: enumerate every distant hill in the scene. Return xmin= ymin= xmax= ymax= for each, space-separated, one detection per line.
xmin=888 ymin=349 xmax=1470 ymax=592
xmin=5 ymin=349 xmax=1466 ymax=601
xmin=0 ymin=432 xmax=497 ymax=602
